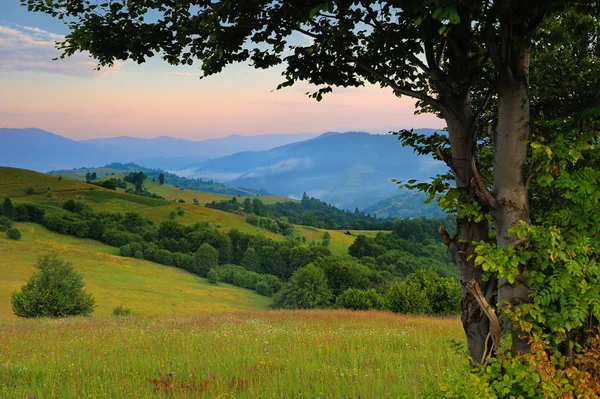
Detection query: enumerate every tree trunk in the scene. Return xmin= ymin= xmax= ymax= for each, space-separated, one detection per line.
xmin=492 ymin=43 xmax=532 ymax=356
xmin=444 ymin=102 xmax=492 ymax=363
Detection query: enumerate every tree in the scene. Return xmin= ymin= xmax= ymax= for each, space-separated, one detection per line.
xmin=11 ymin=254 xmax=96 ymax=318
xmin=1 ymin=197 xmax=16 ymax=220
xmin=6 ymin=228 xmax=22 ymax=240
xmin=272 ymin=264 xmax=333 ymax=309
xmin=193 ymin=243 xmax=219 ymax=277
xmin=158 ymin=173 xmax=165 ymax=185
xmin=241 ymin=247 xmax=260 ymax=272
xmin=23 ymin=0 xmax=600 ymax=390
xmin=321 ymin=232 xmax=331 ymax=247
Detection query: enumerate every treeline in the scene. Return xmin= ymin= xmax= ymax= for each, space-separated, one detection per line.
xmin=206 ymin=193 xmax=394 ymax=230
xmin=86 ymin=171 xmax=165 ymax=201
xmin=0 ymin=196 xmax=460 ymax=314
xmin=207 ymin=193 xmax=455 ymax=241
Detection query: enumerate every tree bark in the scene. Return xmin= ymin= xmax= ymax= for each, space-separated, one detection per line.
xmin=492 ymin=42 xmax=532 ymax=356
xmin=443 ymin=100 xmax=493 ymax=363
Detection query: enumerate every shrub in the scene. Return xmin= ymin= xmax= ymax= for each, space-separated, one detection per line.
xmin=177 ymin=209 xmax=185 ymax=216
xmin=272 ymin=264 xmax=333 ymax=309
xmin=336 ymin=288 xmax=387 ymax=310
xmin=6 ymin=228 xmax=21 ymax=240
xmin=256 ymin=280 xmax=272 ymax=296
xmin=11 ymin=254 xmax=96 ymax=318
xmin=193 ymin=243 xmax=219 ymax=276
xmin=386 ymin=280 xmax=431 ymax=314
xmin=0 ymin=216 xmax=12 ymax=232
xmin=112 ymin=305 xmax=135 ymax=316
xmin=63 ymin=199 xmax=76 ymax=212
xmin=207 ymin=268 xmax=219 ymax=284
xmin=14 ymin=204 xmax=45 ymax=223
xmin=169 ymin=211 xmax=176 ymax=220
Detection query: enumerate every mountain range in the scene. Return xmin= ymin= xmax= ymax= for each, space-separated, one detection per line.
xmin=1 ymin=127 xmax=447 ymax=213
xmin=0 ymin=128 xmax=318 ymax=172
xmin=182 ymin=130 xmax=446 ymax=209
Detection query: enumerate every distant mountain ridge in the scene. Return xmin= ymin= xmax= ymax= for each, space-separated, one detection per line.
xmin=0 ymin=128 xmax=319 ymax=172
xmin=184 ymin=129 xmax=446 ymax=210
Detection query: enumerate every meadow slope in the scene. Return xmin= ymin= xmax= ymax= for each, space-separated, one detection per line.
xmin=0 ymin=310 xmax=465 ymax=398
xmin=0 ymin=222 xmax=271 ymax=320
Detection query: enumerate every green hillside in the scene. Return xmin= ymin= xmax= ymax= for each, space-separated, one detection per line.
xmin=0 ymin=222 xmax=271 ymax=320
xmin=0 ymin=167 xmax=358 ymax=255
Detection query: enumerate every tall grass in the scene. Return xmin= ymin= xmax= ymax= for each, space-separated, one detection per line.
xmin=0 ymin=310 xmax=465 ymax=398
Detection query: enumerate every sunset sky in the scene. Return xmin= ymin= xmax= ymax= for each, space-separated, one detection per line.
xmin=0 ymin=2 xmax=445 ymax=140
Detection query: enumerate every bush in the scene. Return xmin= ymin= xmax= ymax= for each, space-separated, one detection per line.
xmin=169 ymin=211 xmax=176 ymax=220
xmin=63 ymin=199 xmax=76 ymax=212
xmin=207 ymin=268 xmax=219 ymax=284
xmin=193 ymin=243 xmax=219 ymax=276
xmin=386 ymin=280 xmax=431 ymax=314
xmin=11 ymin=254 xmax=96 ymax=318
xmin=336 ymin=288 xmax=387 ymax=310
xmin=112 ymin=305 xmax=135 ymax=316
xmin=177 ymin=209 xmax=185 ymax=216
xmin=14 ymin=204 xmax=45 ymax=223
xmin=0 ymin=216 xmax=12 ymax=232
xmin=256 ymin=280 xmax=272 ymax=296
xmin=6 ymin=228 xmax=21 ymax=240
xmin=272 ymin=264 xmax=333 ymax=309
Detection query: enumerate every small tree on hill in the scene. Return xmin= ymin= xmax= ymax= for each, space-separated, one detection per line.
xmin=11 ymin=254 xmax=96 ymax=318
xmin=158 ymin=173 xmax=165 ymax=185
xmin=6 ymin=228 xmax=22 ymax=240
xmin=193 ymin=243 xmax=219 ymax=277
xmin=0 ymin=197 xmax=16 ymax=220
xmin=272 ymin=264 xmax=333 ymax=309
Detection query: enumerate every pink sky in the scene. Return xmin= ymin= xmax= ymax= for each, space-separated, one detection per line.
xmin=0 ymin=22 xmax=444 ymax=140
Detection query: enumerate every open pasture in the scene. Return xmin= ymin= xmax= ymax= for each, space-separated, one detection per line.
xmin=0 ymin=310 xmax=464 ymax=398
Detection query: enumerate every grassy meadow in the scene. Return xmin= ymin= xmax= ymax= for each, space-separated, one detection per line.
xmin=0 ymin=222 xmax=271 ymax=320
xmin=0 ymin=310 xmax=465 ymax=398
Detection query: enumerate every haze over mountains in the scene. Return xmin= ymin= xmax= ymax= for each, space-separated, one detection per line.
xmin=185 ymin=131 xmax=445 ymax=209
xmin=0 ymin=128 xmax=319 ymax=172
xmin=1 ymin=127 xmax=446 ymax=212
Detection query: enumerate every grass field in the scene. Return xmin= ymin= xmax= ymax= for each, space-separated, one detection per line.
xmin=0 ymin=310 xmax=465 ymax=398
xmin=0 ymin=222 xmax=271 ymax=320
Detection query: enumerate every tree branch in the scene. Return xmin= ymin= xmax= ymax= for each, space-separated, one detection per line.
xmin=439 ymin=225 xmax=454 ymax=247
xmin=339 ymin=49 xmax=439 ymax=105
xmin=358 ymin=1 xmax=432 ymax=76
xmin=471 ymin=157 xmax=498 ymax=208
xmin=422 ymin=15 xmax=445 ymax=84
xmin=466 ymin=279 xmax=500 ymax=363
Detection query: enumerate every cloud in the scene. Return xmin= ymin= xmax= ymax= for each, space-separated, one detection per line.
xmin=169 ymin=72 xmax=196 ymax=77
xmin=243 ymin=158 xmax=314 ymax=179
xmin=0 ymin=24 xmax=122 ymax=78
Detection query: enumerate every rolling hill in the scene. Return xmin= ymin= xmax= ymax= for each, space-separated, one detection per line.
xmin=0 ymin=167 xmax=362 ymax=256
